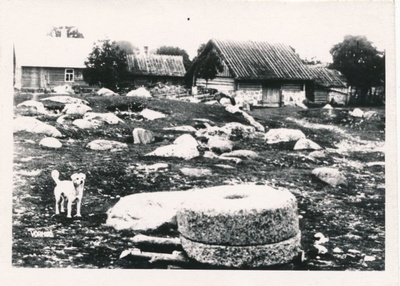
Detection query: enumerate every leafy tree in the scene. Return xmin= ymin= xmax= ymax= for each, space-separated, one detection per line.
xmin=83 ymin=40 xmax=130 ymax=90
xmin=185 ymin=42 xmax=224 ymax=87
xmin=329 ymin=35 xmax=385 ymax=105
xmin=302 ymin=57 xmax=322 ymax=65
xmin=115 ymin=40 xmax=139 ymax=54
xmin=194 ymin=45 xmax=224 ymax=83
xmin=155 ymin=46 xmax=191 ymax=71
xmin=47 ymin=26 xmax=84 ymax=38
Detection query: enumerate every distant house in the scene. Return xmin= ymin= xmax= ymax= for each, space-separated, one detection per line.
xmin=187 ymin=39 xmax=315 ymax=107
xmin=126 ymin=51 xmax=186 ymax=86
xmin=14 ymin=38 xmax=92 ymax=90
xmin=308 ymin=66 xmax=348 ymax=105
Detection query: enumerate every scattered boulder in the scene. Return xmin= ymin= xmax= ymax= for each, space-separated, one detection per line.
xmin=207 ymin=136 xmax=234 ymax=153
xmin=39 ymin=137 xmax=62 ymax=149
xmin=219 ymin=97 xmax=232 ymax=106
xmin=312 ymin=167 xmax=348 ymax=187
xmin=83 ymin=112 xmax=124 ymax=125
xmin=225 ymin=105 xmax=241 ymax=114
xmin=106 ymin=190 xmax=192 ymax=232
xmin=41 ymin=96 xmax=89 ymax=105
xmin=16 ymin=100 xmax=47 ymax=114
xmin=14 ymin=117 xmax=62 ymax=137
xmin=97 ymin=88 xmax=117 ymax=96
xmin=180 ymin=167 xmax=213 ymax=178
xmin=163 ymin=126 xmax=197 ymax=133
xmin=265 ymin=128 xmax=306 ymax=144
xmin=363 ymin=110 xmax=379 ymax=120
xmin=87 ymin=140 xmax=128 ymax=151
xmin=293 ymin=139 xmax=322 ymax=151
xmin=173 ymin=134 xmax=198 ymax=148
xmin=221 ymin=122 xmax=256 ymax=140
xmin=62 ymin=104 xmax=92 ymax=115
xmin=140 ymin=108 xmax=167 ymax=120
xmin=56 ymin=115 xmax=70 ymax=125
xmin=349 ymin=108 xmax=364 ymax=118
xmin=72 ymin=119 xmax=101 ymax=129
xmin=203 ymin=151 xmax=219 ymax=159
xmin=308 ymin=150 xmax=326 ymax=159
xmin=146 ymin=134 xmax=199 ymax=160
xmin=126 ymin=87 xmax=152 ymax=98
xmin=220 ymin=150 xmax=258 ymax=159
xmin=240 ymin=111 xmax=265 ymax=132
xmin=133 ymin=128 xmax=155 ymax=145
xmin=53 ymin=84 xmax=75 ymax=94
xmin=225 ymin=105 xmax=265 ymax=132
xmin=136 ymin=163 xmax=169 ymax=173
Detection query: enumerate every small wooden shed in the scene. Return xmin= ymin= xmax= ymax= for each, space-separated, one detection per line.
xmin=187 ymin=39 xmax=314 ymax=107
xmin=308 ymin=66 xmax=348 ymax=105
xmin=126 ymin=53 xmax=186 ymax=86
xmin=14 ymin=38 xmax=92 ymax=91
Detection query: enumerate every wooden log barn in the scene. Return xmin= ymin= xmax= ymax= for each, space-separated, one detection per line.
xmin=307 ymin=65 xmax=348 ymax=105
xmin=126 ymin=49 xmax=186 ymax=86
xmin=187 ymin=39 xmax=315 ymax=107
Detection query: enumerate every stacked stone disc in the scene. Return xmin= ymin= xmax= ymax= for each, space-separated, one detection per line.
xmin=177 ymin=185 xmax=301 ymax=268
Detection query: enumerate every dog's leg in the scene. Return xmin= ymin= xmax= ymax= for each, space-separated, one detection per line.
xmin=67 ymin=199 xmax=73 ymax=218
xmin=55 ymin=194 xmax=60 ymax=215
xmin=75 ymin=197 xmax=82 ymax=217
xmin=60 ymin=196 xmax=65 ymax=213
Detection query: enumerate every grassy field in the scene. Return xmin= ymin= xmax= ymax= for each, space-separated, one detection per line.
xmin=12 ymin=94 xmax=385 ymax=270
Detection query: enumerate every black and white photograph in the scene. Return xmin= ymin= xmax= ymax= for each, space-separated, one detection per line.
xmin=0 ymin=0 xmax=397 ymax=284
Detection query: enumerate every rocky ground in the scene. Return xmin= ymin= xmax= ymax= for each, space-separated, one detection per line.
xmin=12 ymin=93 xmax=385 ymax=270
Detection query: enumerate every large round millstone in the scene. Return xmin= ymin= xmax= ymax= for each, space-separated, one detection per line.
xmin=180 ymin=232 xmax=301 ymax=268
xmin=177 ymin=185 xmax=299 ymax=246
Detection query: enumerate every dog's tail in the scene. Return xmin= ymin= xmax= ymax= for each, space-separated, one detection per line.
xmin=51 ymin=170 xmax=60 ymax=184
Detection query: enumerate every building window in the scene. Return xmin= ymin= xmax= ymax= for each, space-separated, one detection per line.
xmin=65 ymin=69 xmax=74 ymax=82
xmin=75 ymin=70 xmax=83 ymax=80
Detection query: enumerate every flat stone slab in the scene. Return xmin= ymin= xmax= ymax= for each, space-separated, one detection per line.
xmin=265 ymin=128 xmax=306 ymax=144
xmin=14 ymin=117 xmax=62 ymax=137
xmin=294 ymin=138 xmax=322 ymax=151
xmin=180 ymin=167 xmax=213 ymax=177
xmin=17 ymin=100 xmax=47 ymax=114
xmin=177 ymin=185 xmax=299 ymax=245
xmin=41 ymin=96 xmax=89 ymax=105
xmin=83 ymin=112 xmax=124 ymax=125
xmin=106 ymin=191 xmax=192 ymax=232
xmin=312 ymin=167 xmax=348 ymax=187
xmin=146 ymin=134 xmax=199 ymax=160
xmin=39 ymin=137 xmax=62 ymax=149
xmin=87 ymin=139 xmax=128 ymax=151
xmin=62 ymin=103 xmax=92 ymax=115
xmin=220 ymin=150 xmax=258 ymax=159
xmin=180 ymin=232 xmax=301 ymax=268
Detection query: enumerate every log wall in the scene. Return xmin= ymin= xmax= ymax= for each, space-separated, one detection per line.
xmin=20 ymin=67 xmax=87 ymax=89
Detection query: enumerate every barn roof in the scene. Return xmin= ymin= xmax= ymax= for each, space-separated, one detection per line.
xmin=15 ymin=37 xmax=92 ymax=68
xmin=308 ymin=66 xmax=347 ymax=88
xmin=195 ymin=39 xmax=314 ymax=81
xmin=126 ymin=54 xmax=186 ymax=77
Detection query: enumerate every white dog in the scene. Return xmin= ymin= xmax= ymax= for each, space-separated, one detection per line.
xmin=51 ymin=170 xmax=86 ymax=218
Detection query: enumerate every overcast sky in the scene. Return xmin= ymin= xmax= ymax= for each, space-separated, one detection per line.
xmin=7 ymin=0 xmax=394 ymax=63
